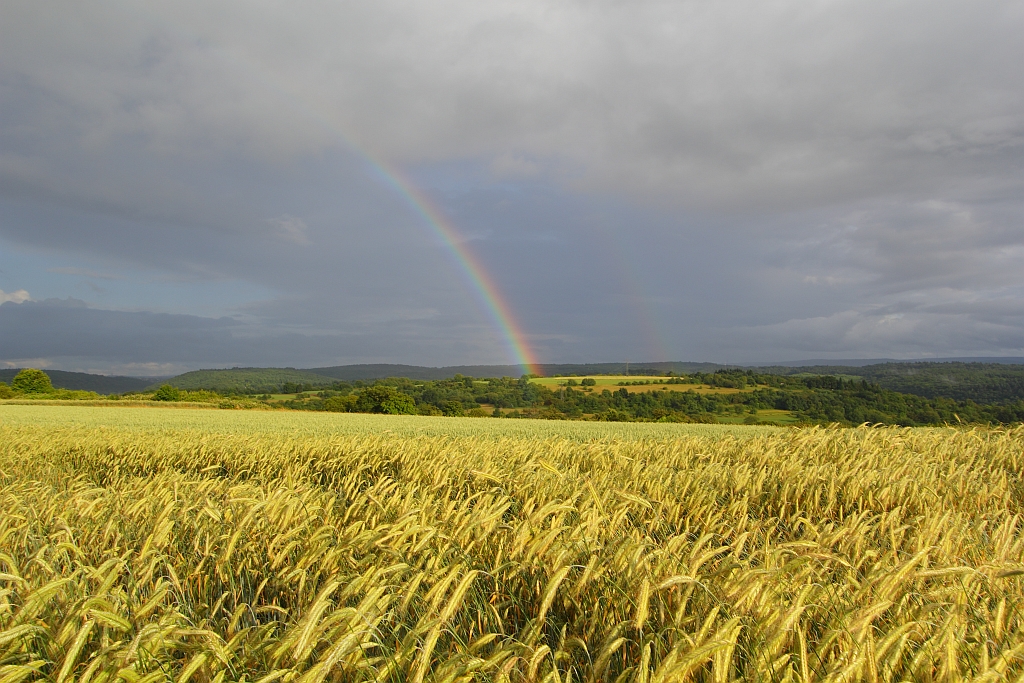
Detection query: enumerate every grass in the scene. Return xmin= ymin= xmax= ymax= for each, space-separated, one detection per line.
xmin=1 ymin=405 xmax=1022 ymax=682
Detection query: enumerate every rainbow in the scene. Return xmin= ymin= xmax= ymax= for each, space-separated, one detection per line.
xmin=367 ymin=164 xmax=542 ymax=376
xmin=131 ymin=8 xmax=543 ymax=376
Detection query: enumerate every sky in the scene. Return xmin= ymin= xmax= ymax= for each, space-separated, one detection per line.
xmin=2 ymin=0 xmax=1023 ymax=375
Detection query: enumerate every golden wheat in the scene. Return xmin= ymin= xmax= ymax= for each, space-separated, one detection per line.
xmin=0 ymin=404 xmax=778 ymax=440
xmin=0 ymin=407 xmax=1022 ymax=682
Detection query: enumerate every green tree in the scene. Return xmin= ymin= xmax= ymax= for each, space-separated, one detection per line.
xmin=581 ymin=378 xmax=596 ymax=386
xmin=12 ymin=369 xmax=53 ymax=394
xmin=152 ymin=385 xmax=181 ymax=401
xmin=355 ymin=386 xmax=416 ymax=414
xmin=441 ymin=400 xmax=465 ymax=417
xmin=323 ymin=395 xmax=355 ymax=412
xmin=0 ymin=382 xmax=13 ymax=399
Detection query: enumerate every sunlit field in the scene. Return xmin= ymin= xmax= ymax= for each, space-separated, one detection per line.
xmin=1 ymin=405 xmax=1022 ymax=682
xmin=530 ymin=376 xmax=750 ymax=395
xmin=0 ymin=404 xmax=775 ymax=440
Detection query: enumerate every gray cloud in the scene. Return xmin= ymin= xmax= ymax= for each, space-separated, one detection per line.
xmin=1 ymin=1 xmax=1022 ymax=368
xmin=0 ymin=299 xmax=513 ymax=374
xmin=0 ymin=289 xmax=30 ymax=304
xmin=47 ymin=267 xmax=123 ymax=280
xmin=5 ymin=1 xmax=1021 ymax=206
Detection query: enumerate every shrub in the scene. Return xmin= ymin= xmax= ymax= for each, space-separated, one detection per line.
xmin=0 ymin=382 xmax=13 ymax=399
xmin=581 ymin=378 xmax=596 ymax=386
xmin=152 ymin=385 xmax=181 ymax=401
xmin=11 ymin=369 xmax=54 ymax=394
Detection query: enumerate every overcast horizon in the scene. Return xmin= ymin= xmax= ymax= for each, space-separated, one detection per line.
xmin=3 ymin=1 xmax=1023 ymax=376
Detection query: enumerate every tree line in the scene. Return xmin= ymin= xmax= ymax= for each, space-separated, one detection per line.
xmin=277 ymin=370 xmax=1024 ymax=426
xmin=6 ymin=368 xmax=1024 ymax=426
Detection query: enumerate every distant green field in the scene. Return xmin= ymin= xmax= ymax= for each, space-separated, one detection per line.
xmin=531 ymin=375 xmax=752 ymax=394
xmin=715 ymin=408 xmax=803 ymax=425
xmin=533 ymin=374 xmax=671 ymax=386
xmin=0 ymin=404 xmax=781 ymax=440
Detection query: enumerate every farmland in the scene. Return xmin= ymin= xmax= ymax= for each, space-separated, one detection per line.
xmin=1 ymin=405 xmax=1022 ymax=681
xmin=530 ymin=376 xmax=750 ymax=395
xmin=0 ymin=405 xmax=773 ymax=440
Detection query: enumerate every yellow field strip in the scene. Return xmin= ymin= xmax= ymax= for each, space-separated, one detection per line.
xmin=0 ymin=404 xmax=778 ymax=439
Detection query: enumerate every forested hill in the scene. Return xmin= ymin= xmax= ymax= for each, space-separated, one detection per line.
xmin=5 ymin=360 xmax=1023 ymax=402
xmin=0 ymin=369 xmax=151 ymax=394
xmin=310 ymin=361 xmax=1024 ymax=403
xmin=309 ymin=362 xmax=727 ymax=380
xmin=774 ymin=362 xmax=1024 ymax=404
xmin=268 ymin=371 xmax=1024 ymax=426
xmin=146 ymin=368 xmax=339 ymax=393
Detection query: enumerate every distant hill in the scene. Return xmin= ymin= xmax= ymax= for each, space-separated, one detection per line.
xmin=156 ymin=367 xmax=338 ymax=392
xmin=152 ymin=363 xmax=733 ymax=391
xmin=767 ymin=361 xmax=1024 ymax=404
xmin=308 ymin=364 xmax=496 ymax=380
xmin=309 ymin=362 xmax=729 ymax=380
xmin=19 ymin=359 xmax=1019 ymax=403
xmin=0 ymin=369 xmax=152 ymax=394
xmin=759 ymin=357 xmax=1024 ymax=367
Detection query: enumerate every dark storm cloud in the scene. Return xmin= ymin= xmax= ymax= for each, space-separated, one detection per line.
xmin=0 ymin=299 xmax=512 ymax=374
xmin=1 ymin=0 xmax=1022 ymax=367
xmin=0 ymin=298 xmax=238 ymax=363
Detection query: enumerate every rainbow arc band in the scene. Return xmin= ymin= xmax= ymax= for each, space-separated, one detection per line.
xmin=114 ymin=5 xmax=542 ymax=375
xmin=370 ymin=166 xmax=542 ymax=377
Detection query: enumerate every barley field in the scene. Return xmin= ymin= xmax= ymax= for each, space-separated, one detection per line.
xmin=1 ymin=407 xmax=1022 ymax=682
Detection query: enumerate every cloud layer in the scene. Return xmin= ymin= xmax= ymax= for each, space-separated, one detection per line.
xmin=1 ymin=0 xmax=1022 ymax=371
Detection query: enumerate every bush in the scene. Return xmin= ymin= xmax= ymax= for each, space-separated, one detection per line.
xmin=581 ymin=378 xmax=596 ymax=386
xmin=0 ymin=382 xmax=13 ymax=399
xmin=11 ymin=369 xmax=54 ymax=394
xmin=152 ymin=385 xmax=181 ymax=401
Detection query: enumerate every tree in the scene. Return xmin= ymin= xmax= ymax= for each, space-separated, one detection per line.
xmin=12 ymin=369 xmax=53 ymax=394
xmin=355 ymin=386 xmax=416 ymax=414
xmin=581 ymin=378 xmax=596 ymax=386
xmin=441 ymin=400 xmax=465 ymax=417
xmin=0 ymin=382 xmax=13 ymax=399
xmin=152 ymin=385 xmax=181 ymax=401
xmin=323 ymin=395 xmax=355 ymax=412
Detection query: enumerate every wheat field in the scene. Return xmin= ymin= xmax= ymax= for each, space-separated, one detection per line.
xmin=0 ymin=404 xmax=778 ymax=440
xmin=1 ymin=407 xmax=1022 ymax=682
